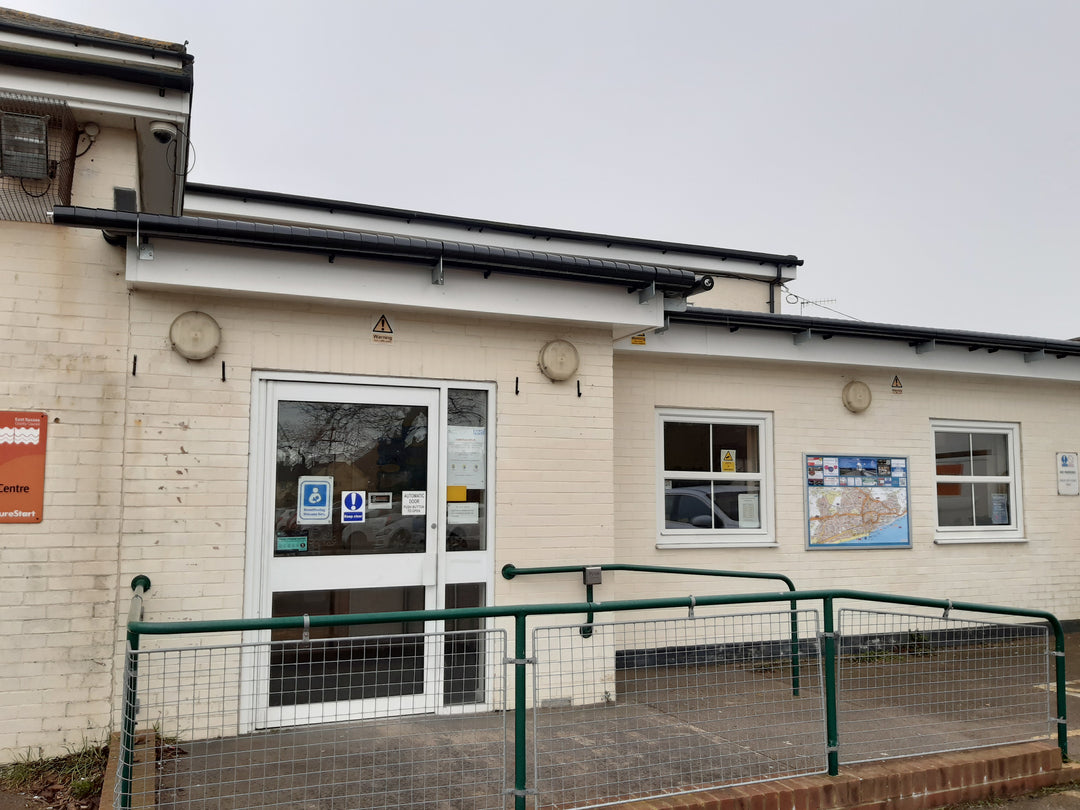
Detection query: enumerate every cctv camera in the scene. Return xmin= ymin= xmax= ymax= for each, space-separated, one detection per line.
xmin=149 ymin=121 xmax=176 ymax=145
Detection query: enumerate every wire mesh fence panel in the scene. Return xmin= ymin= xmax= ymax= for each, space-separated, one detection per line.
xmin=531 ymin=609 xmax=825 ymax=809
xmin=119 ymin=628 xmax=508 ymax=810
xmin=836 ymin=609 xmax=1053 ymax=763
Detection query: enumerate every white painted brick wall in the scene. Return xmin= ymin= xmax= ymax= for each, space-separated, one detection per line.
xmin=0 ymin=129 xmax=136 ymax=760
xmin=613 ymin=354 xmax=1080 ymax=619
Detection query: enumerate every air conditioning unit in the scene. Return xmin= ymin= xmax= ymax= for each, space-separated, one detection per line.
xmin=1 ymin=113 xmax=49 ymax=179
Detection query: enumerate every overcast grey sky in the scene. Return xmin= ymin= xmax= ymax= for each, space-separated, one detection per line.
xmin=21 ymin=1 xmax=1080 ymax=338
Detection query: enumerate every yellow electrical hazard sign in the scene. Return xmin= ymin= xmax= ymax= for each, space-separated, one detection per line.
xmin=721 ymin=449 xmax=736 ymax=472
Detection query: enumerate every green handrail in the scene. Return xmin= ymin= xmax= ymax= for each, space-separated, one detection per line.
xmin=124 ymin=582 xmax=1068 ymax=810
xmin=502 ymin=562 xmax=803 ymax=696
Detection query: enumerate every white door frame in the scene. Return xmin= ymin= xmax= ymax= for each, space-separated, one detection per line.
xmin=241 ymin=371 xmax=496 ymax=729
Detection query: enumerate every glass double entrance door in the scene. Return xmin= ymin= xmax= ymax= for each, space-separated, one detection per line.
xmin=252 ymin=379 xmax=490 ymax=727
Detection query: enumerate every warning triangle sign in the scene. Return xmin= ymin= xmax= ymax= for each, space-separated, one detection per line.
xmin=891 ymin=376 xmax=902 ymax=389
xmin=373 ymin=315 xmax=393 ymax=334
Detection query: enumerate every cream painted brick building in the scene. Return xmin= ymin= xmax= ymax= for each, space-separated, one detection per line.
xmin=1 ymin=9 xmax=1079 ymax=762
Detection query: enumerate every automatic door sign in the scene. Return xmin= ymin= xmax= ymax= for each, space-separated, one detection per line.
xmin=297 ymin=476 xmax=333 ymax=524
xmin=342 ymin=490 xmax=366 ymax=523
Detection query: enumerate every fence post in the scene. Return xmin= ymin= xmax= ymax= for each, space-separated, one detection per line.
xmin=514 ymin=612 xmax=529 ymax=810
xmin=119 ymin=576 xmax=150 ymax=810
xmin=822 ymin=596 xmax=839 ymax=776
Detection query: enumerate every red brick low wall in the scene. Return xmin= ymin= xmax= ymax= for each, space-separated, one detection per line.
xmin=617 ymin=742 xmax=1080 ymax=810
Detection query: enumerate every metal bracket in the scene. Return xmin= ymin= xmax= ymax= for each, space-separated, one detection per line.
xmin=820 ymin=631 xmax=836 ymax=639
xmin=1055 ymin=717 xmax=1068 ymax=726
xmin=504 ymin=788 xmax=539 ymax=797
xmin=432 ymin=256 xmax=445 ymax=285
xmin=654 ymin=316 xmax=671 ymax=335
xmin=138 ymin=240 xmax=154 ymax=261
xmin=688 ymin=595 xmax=696 ymax=619
xmin=302 ymin=614 xmax=310 ymax=642
xmin=826 ymin=745 xmax=839 ymax=753
xmin=793 ymin=329 xmax=812 ymax=345
xmin=1051 ymin=650 xmax=1066 ymax=658
xmin=505 ymin=657 xmax=536 ymax=666
xmin=638 ymin=282 xmax=656 ymax=304
xmin=942 ymin=599 xmax=952 ymax=619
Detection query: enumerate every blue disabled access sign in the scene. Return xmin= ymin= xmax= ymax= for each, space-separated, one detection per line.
xmin=341 ymin=490 xmax=366 ymax=523
xmin=297 ymin=476 xmax=333 ymax=525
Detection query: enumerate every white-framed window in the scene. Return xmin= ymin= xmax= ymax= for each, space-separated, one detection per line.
xmin=932 ymin=420 xmax=1023 ymax=542
xmin=656 ymin=408 xmax=774 ymax=547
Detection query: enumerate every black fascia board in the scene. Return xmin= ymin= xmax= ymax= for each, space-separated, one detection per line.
xmin=185 ymin=183 xmax=804 ymax=270
xmin=50 ymin=206 xmax=698 ymax=292
xmin=673 ymin=307 xmax=1080 ymax=358
xmin=0 ymin=43 xmax=192 ymax=91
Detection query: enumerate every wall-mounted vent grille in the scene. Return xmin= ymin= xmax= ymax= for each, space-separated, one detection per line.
xmin=1 ymin=113 xmax=49 ymax=179
xmin=0 ymin=92 xmax=77 ymax=223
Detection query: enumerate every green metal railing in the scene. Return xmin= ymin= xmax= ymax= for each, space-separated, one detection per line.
xmin=120 ymin=577 xmax=1068 ymax=810
xmin=501 ymin=562 xmax=803 ymax=694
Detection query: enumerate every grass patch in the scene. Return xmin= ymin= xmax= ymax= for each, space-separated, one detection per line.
xmin=0 ymin=743 xmax=108 ymax=807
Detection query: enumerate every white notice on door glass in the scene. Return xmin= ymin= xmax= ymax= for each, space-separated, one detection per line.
xmin=738 ymin=493 xmax=760 ymax=529
xmin=447 ymin=502 xmax=479 ymax=525
xmin=447 ymin=426 xmax=486 ymax=488
xmin=402 ymin=490 xmax=426 ymax=516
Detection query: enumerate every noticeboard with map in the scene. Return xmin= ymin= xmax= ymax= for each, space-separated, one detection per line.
xmin=805 ymin=455 xmax=910 ymax=549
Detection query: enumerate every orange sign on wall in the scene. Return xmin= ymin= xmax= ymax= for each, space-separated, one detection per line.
xmin=0 ymin=411 xmax=47 ymax=523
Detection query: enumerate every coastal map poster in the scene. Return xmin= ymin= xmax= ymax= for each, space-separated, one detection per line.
xmin=805 ymin=455 xmax=910 ymax=549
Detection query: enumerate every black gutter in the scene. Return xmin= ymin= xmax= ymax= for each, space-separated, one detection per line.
xmin=672 ymin=307 xmax=1080 ymax=358
xmin=0 ymin=16 xmax=191 ymax=63
xmin=0 ymin=43 xmax=192 ymax=91
xmin=186 ymin=183 xmax=804 ymax=270
xmin=50 ymin=206 xmax=699 ymax=292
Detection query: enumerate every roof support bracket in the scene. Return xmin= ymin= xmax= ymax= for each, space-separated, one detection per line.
xmin=793 ymin=329 xmax=812 ymax=345
xmin=654 ymin=316 xmax=671 ymax=336
xmin=913 ymin=339 xmax=936 ymax=354
xmin=432 ymin=256 xmax=445 ymax=286
xmin=1024 ymin=349 xmax=1045 ymax=363
xmin=638 ymin=282 xmax=656 ymax=304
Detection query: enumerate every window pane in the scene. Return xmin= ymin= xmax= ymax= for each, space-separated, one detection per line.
xmin=447 ymin=389 xmax=487 ymax=552
xmin=664 ymin=480 xmax=760 ymax=530
xmin=974 ymin=482 xmax=1011 ymax=526
xmin=445 ymin=583 xmax=486 ymax=705
xmin=971 ymin=433 xmax=1009 ymax=476
xmin=275 ymin=401 xmax=428 ymax=557
xmin=937 ymin=482 xmax=974 ymax=526
xmin=711 ymin=424 xmax=760 ymax=473
xmin=935 ymin=432 xmax=971 ymax=476
xmin=270 ymin=587 xmax=425 ymax=706
xmin=664 ymin=422 xmax=710 ymax=472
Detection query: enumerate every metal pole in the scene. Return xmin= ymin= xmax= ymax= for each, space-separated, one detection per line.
xmin=119 ymin=576 xmax=150 ymax=810
xmin=514 ymin=613 xmax=528 ymax=810
xmin=823 ymin=596 xmax=839 ymax=776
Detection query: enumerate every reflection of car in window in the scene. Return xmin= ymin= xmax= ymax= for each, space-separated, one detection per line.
xmin=664 ymin=486 xmax=740 ymax=529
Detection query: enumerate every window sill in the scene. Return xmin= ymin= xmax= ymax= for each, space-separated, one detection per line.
xmin=657 ymin=539 xmax=779 ymax=550
xmin=933 ymin=535 xmax=1028 ymax=545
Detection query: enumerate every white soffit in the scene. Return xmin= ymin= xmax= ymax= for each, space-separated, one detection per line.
xmin=184 ymin=192 xmax=792 ymax=283
xmin=126 ymin=239 xmax=668 ymax=331
xmin=0 ymin=68 xmax=188 ymax=128
xmin=616 ymin=322 xmax=1080 ymax=382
